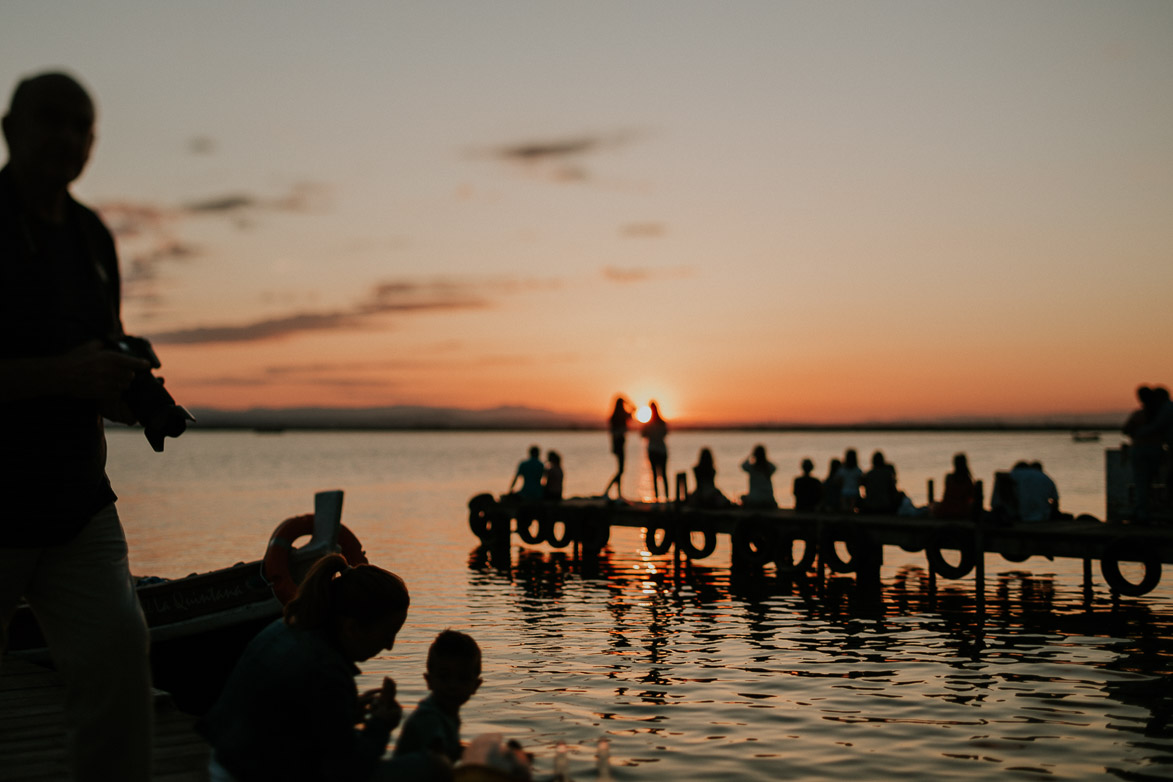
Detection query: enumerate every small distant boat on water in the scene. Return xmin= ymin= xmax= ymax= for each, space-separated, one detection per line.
xmin=1072 ymin=430 xmax=1102 ymax=442
xmin=4 ymin=490 xmax=365 ymax=715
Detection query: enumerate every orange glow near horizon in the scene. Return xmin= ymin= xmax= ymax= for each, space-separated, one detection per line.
xmin=157 ymin=340 xmax=1152 ymax=425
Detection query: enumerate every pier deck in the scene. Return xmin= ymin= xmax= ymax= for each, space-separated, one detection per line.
xmin=0 ymin=657 xmax=210 ymax=782
xmin=469 ymin=494 xmax=1173 ymax=596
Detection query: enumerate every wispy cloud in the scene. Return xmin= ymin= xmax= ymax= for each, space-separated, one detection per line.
xmin=601 ymin=265 xmax=692 ymax=284
xmin=180 ymin=350 xmax=580 ymax=393
xmin=150 ymin=311 xmax=364 ymax=345
xmin=97 ymin=201 xmax=193 ymax=299
xmin=99 ymin=181 xmax=331 ymax=304
xmin=182 ymin=370 xmax=397 ymax=389
xmin=186 ymin=135 xmax=216 ymax=155
xmin=479 ymin=131 xmax=642 ymax=184
xmin=182 ymin=182 xmax=328 ymax=216
xmin=124 ymin=239 xmax=199 ymax=284
xmin=619 ymin=222 xmax=666 ymax=238
xmin=149 ymin=278 xmax=490 ymax=345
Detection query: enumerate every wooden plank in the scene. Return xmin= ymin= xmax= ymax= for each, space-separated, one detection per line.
xmin=0 ymin=657 xmax=209 ymax=782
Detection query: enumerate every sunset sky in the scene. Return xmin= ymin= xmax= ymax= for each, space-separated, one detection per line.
xmin=4 ymin=1 xmax=1171 ymax=424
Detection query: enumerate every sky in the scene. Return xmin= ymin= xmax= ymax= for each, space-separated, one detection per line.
xmin=3 ymin=1 xmax=1171 ymax=425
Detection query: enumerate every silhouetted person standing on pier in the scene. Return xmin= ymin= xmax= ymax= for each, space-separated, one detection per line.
xmin=603 ymin=397 xmax=632 ymax=500
xmin=641 ymin=400 xmax=669 ymax=501
xmin=0 ymin=72 xmax=153 ymax=781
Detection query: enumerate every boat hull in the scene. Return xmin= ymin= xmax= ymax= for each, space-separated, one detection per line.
xmin=6 ymin=558 xmax=281 ymax=715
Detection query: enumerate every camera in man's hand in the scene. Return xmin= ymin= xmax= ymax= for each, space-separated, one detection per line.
xmin=111 ymin=335 xmax=194 ymax=452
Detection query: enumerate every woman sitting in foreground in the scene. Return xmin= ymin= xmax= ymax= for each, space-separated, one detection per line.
xmin=199 ymin=554 xmax=451 ymax=782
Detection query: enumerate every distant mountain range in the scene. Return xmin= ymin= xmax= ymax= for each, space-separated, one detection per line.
xmin=180 ymin=404 xmax=1128 ymax=432
xmin=188 ymin=404 xmax=599 ymax=430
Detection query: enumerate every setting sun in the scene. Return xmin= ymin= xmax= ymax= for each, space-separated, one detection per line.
xmin=635 ymin=405 xmax=652 ymax=423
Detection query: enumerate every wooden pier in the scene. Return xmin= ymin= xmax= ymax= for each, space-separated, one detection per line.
xmin=468 ymin=493 xmax=1173 ymax=598
xmin=0 ymin=657 xmax=210 ymax=782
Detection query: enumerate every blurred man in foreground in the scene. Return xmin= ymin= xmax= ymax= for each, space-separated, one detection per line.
xmin=0 ymin=71 xmax=153 ymax=781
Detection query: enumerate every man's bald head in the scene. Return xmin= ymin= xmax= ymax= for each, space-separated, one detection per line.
xmin=3 ymin=71 xmax=96 ymax=192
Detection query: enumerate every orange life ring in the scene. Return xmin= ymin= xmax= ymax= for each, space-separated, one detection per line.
xmin=262 ymin=514 xmax=368 ymax=605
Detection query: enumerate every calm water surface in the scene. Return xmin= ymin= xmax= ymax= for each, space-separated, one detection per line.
xmin=108 ymin=429 xmax=1173 ymax=781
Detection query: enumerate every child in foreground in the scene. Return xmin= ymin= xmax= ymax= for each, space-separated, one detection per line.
xmin=395 ymin=629 xmax=483 ymax=763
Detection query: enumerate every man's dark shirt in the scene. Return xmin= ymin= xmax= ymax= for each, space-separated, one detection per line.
xmin=0 ymin=165 xmax=120 ymax=546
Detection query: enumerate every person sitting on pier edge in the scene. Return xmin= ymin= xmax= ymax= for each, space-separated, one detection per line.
xmin=1009 ymin=460 xmax=1060 ymax=523
xmin=792 ymin=458 xmax=822 ymax=512
xmin=199 ymin=555 xmax=451 ymax=782
xmin=818 ymin=458 xmax=843 ymax=512
xmin=740 ymin=445 xmax=778 ymax=508
xmin=931 ymin=452 xmax=975 ymax=519
xmin=690 ymin=447 xmax=731 ymax=508
xmin=394 ymin=630 xmax=482 ymax=764
xmin=838 ymin=448 xmax=864 ymax=512
xmin=507 ymin=446 xmax=545 ymax=501
xmin=542 ymin=450 xmax=563 ymax=501
xmin=860 ymin=450 xmax=900 ymax=514
xmin=641 ymin=401 xmax=670 ymax=501
xmin=603 ymin=396 xmax=632 ymax=500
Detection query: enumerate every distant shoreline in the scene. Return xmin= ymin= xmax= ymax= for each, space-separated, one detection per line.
xmin=154 ymin=404 xmax=1126 ymax=435
xmin=156 ymin=422 xmax=1121 ymax=434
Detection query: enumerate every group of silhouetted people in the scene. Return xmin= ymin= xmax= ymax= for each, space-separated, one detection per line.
xmin=686 ymin=445 xmax=1063 ymax=524
xmin=687 ymin=446 xmax=914 ymax=515
xmin=680 ymin=444 xmax=782 ymax=509
xmin=502 ymin=395 xmax=1086 ymax=526
xmin=683 ymin=446 xmax=909 ymax=515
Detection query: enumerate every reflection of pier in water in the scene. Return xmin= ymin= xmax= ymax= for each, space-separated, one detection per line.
xmin=466 ymin=529 xmax=1173 ymax=743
